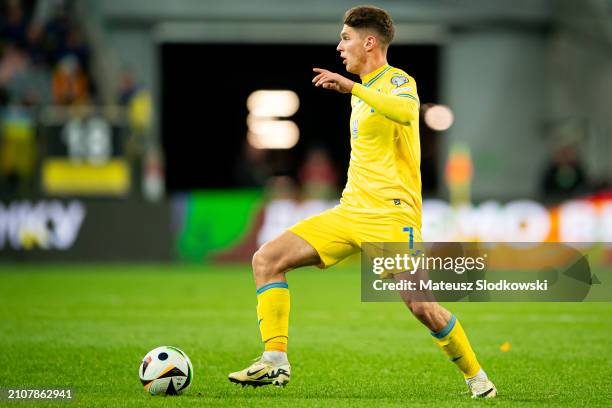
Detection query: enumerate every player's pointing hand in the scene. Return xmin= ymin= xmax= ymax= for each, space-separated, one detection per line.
xmin=312 ymin=68 xmax=355 ymax=94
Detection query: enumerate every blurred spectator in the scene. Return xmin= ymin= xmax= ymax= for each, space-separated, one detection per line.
xmin=1 ymin=0 xmax=91 ymax=106
xmin=0 ymin=0 xmax=30 ymax=48
xmin=0 ymin=41 xmax=29 ymax=88
xmin=27 ymin=0 xmax=65 ymax=63
xmin=117 ymin=68 xmax=160 ymax=200
xmin=299 ymin=147 xmax=338 ymax=199
xmin=117 ymin=68 xmax=152 ymax=181
xmin=541 ymin=143 xmax=587 ymax=198
xmin=37 ymin=2 xmax=70 ymax=63
xmin=0 ymin=102 xmax=36 ymax=196
xmin=118 ymin=68 xmax=151 ymax=133
xmin=266 ymin=175 xmax=299 ymax=201
xmin=118 ymin=68 xmax=138 ymax=106
xmin=0 ymin=0 xmax=98 ymax=198
xmin=30 ymin=0 xmax=67 ymax=29
xmin=445 ymin=142 xmax=473 ymax=206
xmin=57 ymin=26 xmax=89 ymax=72
xmin=6 ymin=52 xmax=51 ymax=105
xmin=51 ymin=54 xmax=88 ymax=105
xmin=234 ymin=141 xmax=270 ymax=187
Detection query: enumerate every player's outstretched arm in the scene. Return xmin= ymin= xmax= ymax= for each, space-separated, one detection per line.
xmin=312 ymin=68 xmax=419 ymax=125
xmin=351 ymin=83 xmax=419 ymax=125
xmin=312 ymin=68 xmax=355 ymax=93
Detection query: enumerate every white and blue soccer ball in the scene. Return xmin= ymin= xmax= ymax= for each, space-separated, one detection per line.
xmin=139 ymin=346 xmax=193 ymax=395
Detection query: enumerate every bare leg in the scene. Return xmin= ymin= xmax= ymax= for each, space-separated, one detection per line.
xmin=394 ymin=271 xmax=489 ymax=387
xmin=248 ymin=230 xmax=321 ymax=356
xmin=228 ymin=233 xmax=318 ymax=386
xmin=252 ymin=230 xmax=322 ymax=287
xmin=394 ymin=271 xmax=451 ymax=332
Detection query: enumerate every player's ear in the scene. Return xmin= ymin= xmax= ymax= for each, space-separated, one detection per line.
xmin=364 ymin=35 xmax=376 ymax=51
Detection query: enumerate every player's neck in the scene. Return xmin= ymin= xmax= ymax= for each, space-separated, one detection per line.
xmin=359 ymin=55 xmax=388 ymax=80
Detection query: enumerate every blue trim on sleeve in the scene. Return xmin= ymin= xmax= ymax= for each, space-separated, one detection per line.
xmin=397 ymin=94 xmax=420 ymax=103
xmin=256 ymin=282 xmax=289 ymax=294
xmin=431 ymin=315 xmax=457 ymax=339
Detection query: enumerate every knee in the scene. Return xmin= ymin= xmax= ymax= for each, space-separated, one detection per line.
xmin=252 ymin=246 xmax=285 ymax=282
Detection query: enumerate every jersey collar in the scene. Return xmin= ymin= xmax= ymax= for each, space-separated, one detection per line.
xmin=361 ymin=64 xmax=391 ymax=88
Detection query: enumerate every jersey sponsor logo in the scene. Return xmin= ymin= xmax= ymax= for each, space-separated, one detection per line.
xmin=391 ymin=75 xmax=409 ymax=87
xmin=393 ymin=199 xmax=401 ymax=205
xmin=351 ymin=119 xmax=359 ymax=139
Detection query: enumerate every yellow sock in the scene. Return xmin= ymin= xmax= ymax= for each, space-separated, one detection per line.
xmin=431 ymin=315 xmax=481 ymax=378
xmin=256 ymin=282 xmax=290 ymax=352
xmin=265 ymin=342 xmax=287 ymax=352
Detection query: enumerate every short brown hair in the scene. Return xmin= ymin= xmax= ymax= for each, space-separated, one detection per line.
xmin=343 ymin=6 xmax=395 ymax=48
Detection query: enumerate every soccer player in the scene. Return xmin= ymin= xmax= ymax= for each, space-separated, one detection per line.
xmin=229 ymin=5 xmax=496 ymax=398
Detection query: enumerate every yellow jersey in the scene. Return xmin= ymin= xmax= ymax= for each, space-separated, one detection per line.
xmin=340 ymin=63 xmax=422 ymax=228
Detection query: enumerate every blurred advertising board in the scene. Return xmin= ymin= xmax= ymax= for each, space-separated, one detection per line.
xmin=0 ymin=199 xmax=172 ymax=261
xmin=171 ymin=190 xmax=264 ymax=262
xmin=172 ymin=191 xmax=612 ymax=263
xmin=5 ymin=192 xmax=608 ymax=263
xmin=423 ymin=195 xmax=612 ymax=243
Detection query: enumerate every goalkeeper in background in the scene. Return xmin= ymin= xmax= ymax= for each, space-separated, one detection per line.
xmin=229 ymin=5 xmax=496 ymax=399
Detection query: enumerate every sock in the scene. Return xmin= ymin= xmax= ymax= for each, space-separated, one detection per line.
xmin=256 ymin=282 xmax=290 ymax=353
xmin=265 ymin=341 xmax=287 ymax=352
xmin=465 ymin=368 xmax=487 ymax=385
xmin=263 ymin=351 xmax=289 ymax=365
xmin=431 ymin=315 xmax=482 ymax=378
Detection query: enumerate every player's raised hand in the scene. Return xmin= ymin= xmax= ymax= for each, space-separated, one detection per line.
xmin=312 ymin=68 xmax=355 ymax=94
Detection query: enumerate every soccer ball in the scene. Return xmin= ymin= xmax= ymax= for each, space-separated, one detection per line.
xmin=139 ymin=346 xmax=193 ymax=395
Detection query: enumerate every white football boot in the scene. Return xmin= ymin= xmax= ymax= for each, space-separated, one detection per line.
xmin=228 ymin=356 xmax=291 ymax=388
xmin=467 ymin=376 xmax=497 ymax=398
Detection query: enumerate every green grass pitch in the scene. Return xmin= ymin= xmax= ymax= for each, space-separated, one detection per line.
xmin=1 ymin=263 xmax=611 ymax=407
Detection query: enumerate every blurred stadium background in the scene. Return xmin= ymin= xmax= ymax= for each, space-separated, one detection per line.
xmin=2 ymin=0 xmax=612 ymax=261
xmin=1 ymin=0 xmax=612 ymax=405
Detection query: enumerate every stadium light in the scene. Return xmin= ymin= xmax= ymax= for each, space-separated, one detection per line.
xmin=247 ymin=118 xmax=299 ymax=149
xmin=424 ymin=104 xmax=454 ymax=131
xmin=246 ymin=89 xmax=300 ymax=149
xmin=247 ymin=90 xmax=300 ymax=118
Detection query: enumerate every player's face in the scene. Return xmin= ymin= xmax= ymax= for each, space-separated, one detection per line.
xmin=337 ymin=25 xmax=367 ymax=74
